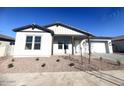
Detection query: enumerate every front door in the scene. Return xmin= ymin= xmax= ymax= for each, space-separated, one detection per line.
xmin=64 ymin=42 xmax=69 ymax=54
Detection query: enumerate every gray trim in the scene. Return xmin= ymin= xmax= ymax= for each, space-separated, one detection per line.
xmin=0 ymin=34 xmax=15 ymax=41
xmin=91 ymin=36 xmax=112 ymax=39
xmin=54 ymin=34 xmax=87 ymax=36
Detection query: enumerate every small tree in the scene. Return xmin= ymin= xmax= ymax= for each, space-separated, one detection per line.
xmin=41 ymin=63 xmax=46 ymax=67
xmin=11 ymin=58 xmax=15 ymax=62
xmin=116 ymin=60 xmax=121 ymax=66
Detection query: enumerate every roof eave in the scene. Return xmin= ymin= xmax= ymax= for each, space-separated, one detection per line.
xmin=13 ymin=24 xmax=54 ymax=35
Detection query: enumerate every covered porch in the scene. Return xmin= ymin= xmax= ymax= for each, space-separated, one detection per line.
xmin=52 ymin=35 xmax=90 ymax=55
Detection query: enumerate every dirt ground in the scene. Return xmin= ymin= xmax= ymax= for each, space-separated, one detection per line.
xmin=90 ymin=53 xmax=124 ymax=64
xmin=0 ymin=56 xmax=124 ymax=73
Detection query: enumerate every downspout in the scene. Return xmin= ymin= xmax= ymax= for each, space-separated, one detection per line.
xmin=87 ymin=35 xmax=91 ymax=64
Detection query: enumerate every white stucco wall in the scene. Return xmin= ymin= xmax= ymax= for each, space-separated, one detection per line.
xmin=108 ymin=40 xmax=113 ymax=53
xmin=0 ymin=41 xmax=14 ymax=57
xmin=14 ymin=31 xmax=52 ymax=57
xmin=0 ymin=41 xmax=10 ymax=57
xmin=0 ymin=46 xmax=6 ymax=57
xmin=0 ymin=41 xmax=10 ymax=46
xmin=48 ymin=25 xmax=85 ymax=35
xmin=73 ymin=40 xmax=82 ymax=55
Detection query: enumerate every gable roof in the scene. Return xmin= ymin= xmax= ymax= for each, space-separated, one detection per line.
xmin=43 ymin=22 xmax=94 ymax=36
xmin=0 ymin=34 xmax=15 ymax=41
xmin=13 ymin=24 xmax=54 ymax=35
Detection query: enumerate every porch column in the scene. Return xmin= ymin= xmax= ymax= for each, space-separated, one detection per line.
xmin=71 ymin=36 xmax=74 ymax=55
xmin=87 ymin=36 xmax=91 ymax=64
xmin=51 ymin=36 xmax=54 ymax=55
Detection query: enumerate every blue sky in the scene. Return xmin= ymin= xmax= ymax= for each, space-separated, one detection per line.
xmin=0 ymin=7 xmax=124 ymax=37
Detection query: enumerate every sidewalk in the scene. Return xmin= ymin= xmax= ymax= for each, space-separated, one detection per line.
xmin=0 ymin=70 xmax=124 ymax=86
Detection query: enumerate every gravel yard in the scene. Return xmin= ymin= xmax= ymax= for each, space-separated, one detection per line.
xmin=0 ymin=56 xmax=79 ymax=73
xmin=0 ymin=55 xmax=124 ymax=73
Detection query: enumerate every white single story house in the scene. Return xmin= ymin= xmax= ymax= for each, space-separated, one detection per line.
xmin=112 ymin=35 xmax=124 ymax=53
xmin=13 ymin=23 xmax=113 ymax=57
xmin=0 ymin=34 xmax=15 ymax=57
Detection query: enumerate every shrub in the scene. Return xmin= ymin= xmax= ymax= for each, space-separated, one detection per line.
xmin=41 ymin=63 xmax=46 ymax=67
xmin=69 ymin=63 xmax=75 ymax=67
xmin=11 ymin=58 xmax=15 ymax=62
xmin=8 ymin=63 xmax=14 ymax=68
xmin=56 ymin=59 xmax=60 ymax=62
xmin=99 ymin=57 xmax=103 ymax=61
xmin=36 ymin=58 xmax=39 ymax=61
xmin=116 ymin=60 xmax=121 ymax=66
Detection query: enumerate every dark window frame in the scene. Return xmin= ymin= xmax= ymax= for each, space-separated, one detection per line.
xmin=58 ymin=42 xmax=63 ymax=49
xmin=25 ymin=36 xmax=33 ymax=50
xmin=10 ymin=42 xmax=15 ymax=45
xmin=34 ymin=36 xmax=41 ymax=50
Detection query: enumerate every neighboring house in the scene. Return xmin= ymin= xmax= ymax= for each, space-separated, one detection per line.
xmin=112 ymin=35 xmax=124 ymax=53
xmin=0 ymin=34 xmax=15 ymax=57
xmin=13 ymin=23 xmax=113 ymax=57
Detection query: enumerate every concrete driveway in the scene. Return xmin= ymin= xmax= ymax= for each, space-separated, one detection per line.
xmin=91 ymin=53 xmax=124 ymax=64
xmin=0 ymin=70 xmax=124 ymax=86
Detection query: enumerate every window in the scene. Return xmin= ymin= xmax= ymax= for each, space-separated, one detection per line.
xmin=25 ymin=36 xmax=33 ymax=50
xmin=25 ymin=36 xmax=41 ymax=50
xmin=10 ymin=42 xmax=15 ymax=45
xmin=34 ymin=36 xmax=41 ymax=50
xmin=58 ymin=42 xmax=63 ymax=49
